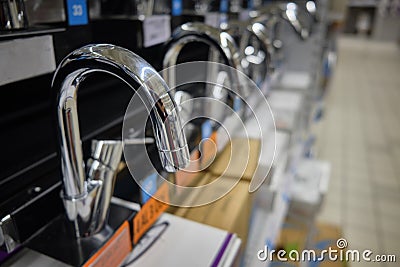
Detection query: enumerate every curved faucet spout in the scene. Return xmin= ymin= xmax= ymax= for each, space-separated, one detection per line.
xmin=237 ymin=21 xmax=274 ymax=79
xmin=162 ymin=22 xmax=246 ymax=98
xmin=52 ymin=44 xmax=189 ymax=237
xmin=253 ymin=2 xmax=310 ymax=40
xmin=305 ymin=0 xmax=319 ymax=22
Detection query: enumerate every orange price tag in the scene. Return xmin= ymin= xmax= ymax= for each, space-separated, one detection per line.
xmin=176 ymin=150 xmax=200 ymax=189
xmin=84 ymin=221 xmax=132 ymax=267
xmin=201 ymin=131 xmax=218 ymax=169
xmin=133 ymin=183 xmax=169 ymax=244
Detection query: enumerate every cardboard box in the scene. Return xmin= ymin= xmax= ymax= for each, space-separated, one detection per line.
xmin=253 ymin=131 xmax=291 ymax=212
xmin=274 ymin=71 xmax=313 ymax=91
xmin=273 ymin=222 xmax=346 ymax=267
xmin=110 ymin=200 xmax=242 ymax=267
xmin=166 ymin=171 xmax=214 ymax=217
xmin=268 ymin=91 xmax=305 ymax=132
xmin=309 ymin=223 xmax=347 ymax=267
xmin=288 ymin=160 xmax=331 ymax=223
xmin=268 ymin=217 xmax=309 ymax=266
xmin=276 ymin=222 xmax=309 ymax=253
xmin=170 ymin=175 xmax=253 ymax=246
xmin=207 ymin=138 xmax=261 ymax=181
xmin=168 ymin=138 xmax=260 ymax=248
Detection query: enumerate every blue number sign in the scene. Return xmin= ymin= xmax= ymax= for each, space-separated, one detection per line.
xmin=172 ymin=0 xmax=182 ymax=16
xmin=66 ymin=0 xmax=88 ymax=26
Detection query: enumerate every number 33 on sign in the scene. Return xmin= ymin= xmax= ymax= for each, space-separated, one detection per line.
xmin=66 ymin=0 xmax=88 ymax=26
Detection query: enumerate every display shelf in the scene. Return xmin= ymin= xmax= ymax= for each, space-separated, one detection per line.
xmin=0 ymin=26 xmax=65 ymax=41
xmin=4 ymin=198 xmax=241 ymax=267
xmin=348 ymin=0 xmax=378 ymax=8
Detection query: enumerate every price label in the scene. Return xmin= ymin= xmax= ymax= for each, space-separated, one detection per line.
xmin=143 ymin=15 xmax=171 ymax=48
xmin=84 ymin=222 xmax=132 ymax=267
xmin=205 ymin=13 xmax=220 ymax=28
xmin=233 ymin=97 xmax=242 ymax=111
xmin=141 ymin=173 xmax=158 ymax=204
xmin=239 ymin=10 xmax=251 ymax=21
xmin=66 ymin=0 xmax=88 ymax=26
xmin=202 ymin=120 xmax=213 ymax=139
xmin=133 ymin=183 xmax=169 ymax=244
xmin=171 ymin=0 xmax=183 ymax=16
xmin=247 ymin=0 xmax=254 ymax=9
xmin=260 ymin=75 xmax=270 ymax=95
xmin=220 ymin=0 xmax=228 ymax=13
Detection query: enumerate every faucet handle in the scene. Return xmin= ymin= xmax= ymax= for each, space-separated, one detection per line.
xmin=90 ymin=140 xmax=123 ymax=172
xmin=85 ymin=140 xmax=123 ymax=235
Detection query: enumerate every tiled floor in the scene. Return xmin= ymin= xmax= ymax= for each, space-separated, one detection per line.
xmin=315 ymin=36 xmax=400 ymax=266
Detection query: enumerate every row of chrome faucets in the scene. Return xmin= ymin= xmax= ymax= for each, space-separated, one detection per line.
xmin=53 ymin=1 xmax=317 ymax=239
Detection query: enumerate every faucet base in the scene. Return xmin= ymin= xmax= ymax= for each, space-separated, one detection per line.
xmin=27 ymin=203 xmax=136 ymax=266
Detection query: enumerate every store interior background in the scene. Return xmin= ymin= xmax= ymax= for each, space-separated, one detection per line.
xmin=0 ymin=0 xmax=399 ymax=266
xmin=313 ymin=1 xmax=400 ymax=265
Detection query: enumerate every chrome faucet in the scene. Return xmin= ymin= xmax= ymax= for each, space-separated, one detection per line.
xmin=305 ymin=0 xmax=319 ymax=22
xmin=52 ymin=44 xmax=190 ymax=238
xmin=253 ymin=2 xmax=311 ymax=40
xmin=244 ymin=2 xmax=312 ymax=72
xmin=222 ymin=20 xmax=274 ymax=88
xmin=162 ymin=22 xmax=247 ymax=102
